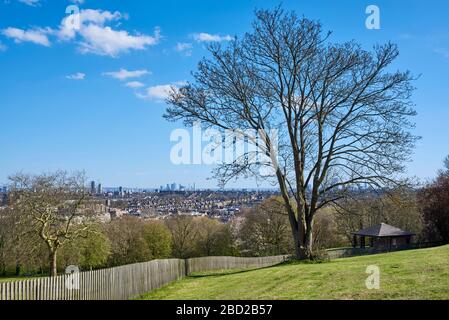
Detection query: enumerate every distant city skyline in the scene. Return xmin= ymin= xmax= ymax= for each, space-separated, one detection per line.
xmin=1 ymin=1 xmax=449 ymax=188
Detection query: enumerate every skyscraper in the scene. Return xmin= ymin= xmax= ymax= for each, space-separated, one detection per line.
xmin=90 ymin=181 xmax=96 ymax=195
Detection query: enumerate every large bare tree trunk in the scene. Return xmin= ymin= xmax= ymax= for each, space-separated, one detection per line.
xmin=290 ymin=225 xmax=301 ymax=259
xmin=277 ymin=168 xmax=314 ymax=260
xmin=50 ymin=249 xmax=58 ymax=277
xmin=283 ymin=198 xmax=312 ymax=260
xmin=295 ymin=227 xmax=312 ymax=260
xmin=304 ymin=220 xmax=314 ymax=258
xmin=286 ymin=206 xmax=315 ymax=260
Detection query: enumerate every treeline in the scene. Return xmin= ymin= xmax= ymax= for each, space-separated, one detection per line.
xmin=0 ymin=213 xmax=237 ymax=276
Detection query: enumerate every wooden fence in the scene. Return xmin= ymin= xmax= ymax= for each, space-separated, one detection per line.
xmin=0 ymin=255 xmax=287 ymax=300
xmin=0 ymin=259 xmax=185 ymax=301
xmin=186 ymin=255 xmax=288 ymax=274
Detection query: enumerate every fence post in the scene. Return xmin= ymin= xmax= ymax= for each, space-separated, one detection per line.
xmin=184 ymin=258 xmax=190 ymax=276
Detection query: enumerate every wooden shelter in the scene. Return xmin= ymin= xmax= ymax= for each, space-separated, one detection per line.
xmin=352 ymin=223 xmax=414 ymax=249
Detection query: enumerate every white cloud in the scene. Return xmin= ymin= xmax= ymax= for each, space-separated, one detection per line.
xmin=125 ymin=81 xmax=145 ymax=88
xmin=176 ymin=43 xmax=192 ymax=51
xmin=103 ymin=68 xmax=150 ymax=81
xmin=66 ymin=72 xmax=86 ymax=80
xmin=142 ymin=85 xmax=172 ymax=100
xmin=3 ymin=9 xmax=160 ymax=57
xmin=0 ymin=42 xmax=6 ymax=52
xmin=175 ymin=42 xmax=193 ymax=56
xmin=55 ymin=9 xmax=159 ymax=57
xmin=137 ymin=84 xmax=180 ymax=101
xmin=58 ymin=8 xmax=122 ymax=41
xmin=193 ymin=33 xmax=233 ymax=42
xmin=2 ymin=27 xmax=51 ymax=47
xmin=79 ymin=9 xmax=121 ymax=25
xmin=18 ymin=0 xmax=40 ymax=6
xmin=70 ymin=0 xmax=85 ymax=4
xmin=78 ymin=24 xmax=160 ymax=57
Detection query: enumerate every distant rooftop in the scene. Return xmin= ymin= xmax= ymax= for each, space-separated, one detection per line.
xmin=352 ymin=223 xmax=414 ymax=237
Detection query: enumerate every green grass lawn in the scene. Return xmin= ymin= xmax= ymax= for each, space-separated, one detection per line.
xmin=0 ymin=276 xmax=32 ymax=283
xmin=0 ymin=273 xmax=47 ymax=283
xmin=139 ymin=245 xmax=449 ymax=300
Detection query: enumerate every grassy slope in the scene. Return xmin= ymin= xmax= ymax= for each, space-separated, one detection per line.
xmin=140 ymin=245 xmax=449 ymax=300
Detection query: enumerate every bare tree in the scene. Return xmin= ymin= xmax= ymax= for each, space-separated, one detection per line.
xmin=418 ymin=157 xmax=449 ymax=243
xmin=165 ymin=7 xmax=418 ymax=259
xmin=166 ymin=216 xmax=198 ymax=259
xmin=238 ymin=197 xmax=293 ymax=256
xmin=0 ymin=205 xmax=41 ymax=275
xmin=105 ymin=216 xmax=152 ymax=266
xmin=9 ymin=171 xmax=95 ymax=276
xmin=334 ymin=188 xmax=422 ymax=243
xmin=443 ymin=155 xmax=449 ymax=172
xmin=194 ymin=217 xmax=222 ymax=257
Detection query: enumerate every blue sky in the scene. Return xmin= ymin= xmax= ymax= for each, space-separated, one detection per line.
xmin=0 ymin=0 xmax=448 ymax=188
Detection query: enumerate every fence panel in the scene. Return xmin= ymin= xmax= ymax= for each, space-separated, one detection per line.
xmin=186 ymin=255 xmax=288 ymax=274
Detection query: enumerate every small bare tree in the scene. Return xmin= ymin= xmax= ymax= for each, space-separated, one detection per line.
xmin=9 ymin=171 xmax=95 ymax=276
xmin=165 ymin=7 xmax=418 ymax=259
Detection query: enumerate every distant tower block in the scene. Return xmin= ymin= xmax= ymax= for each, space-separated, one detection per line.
xmin=90 ymin=181 xmax=96 ymax=195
